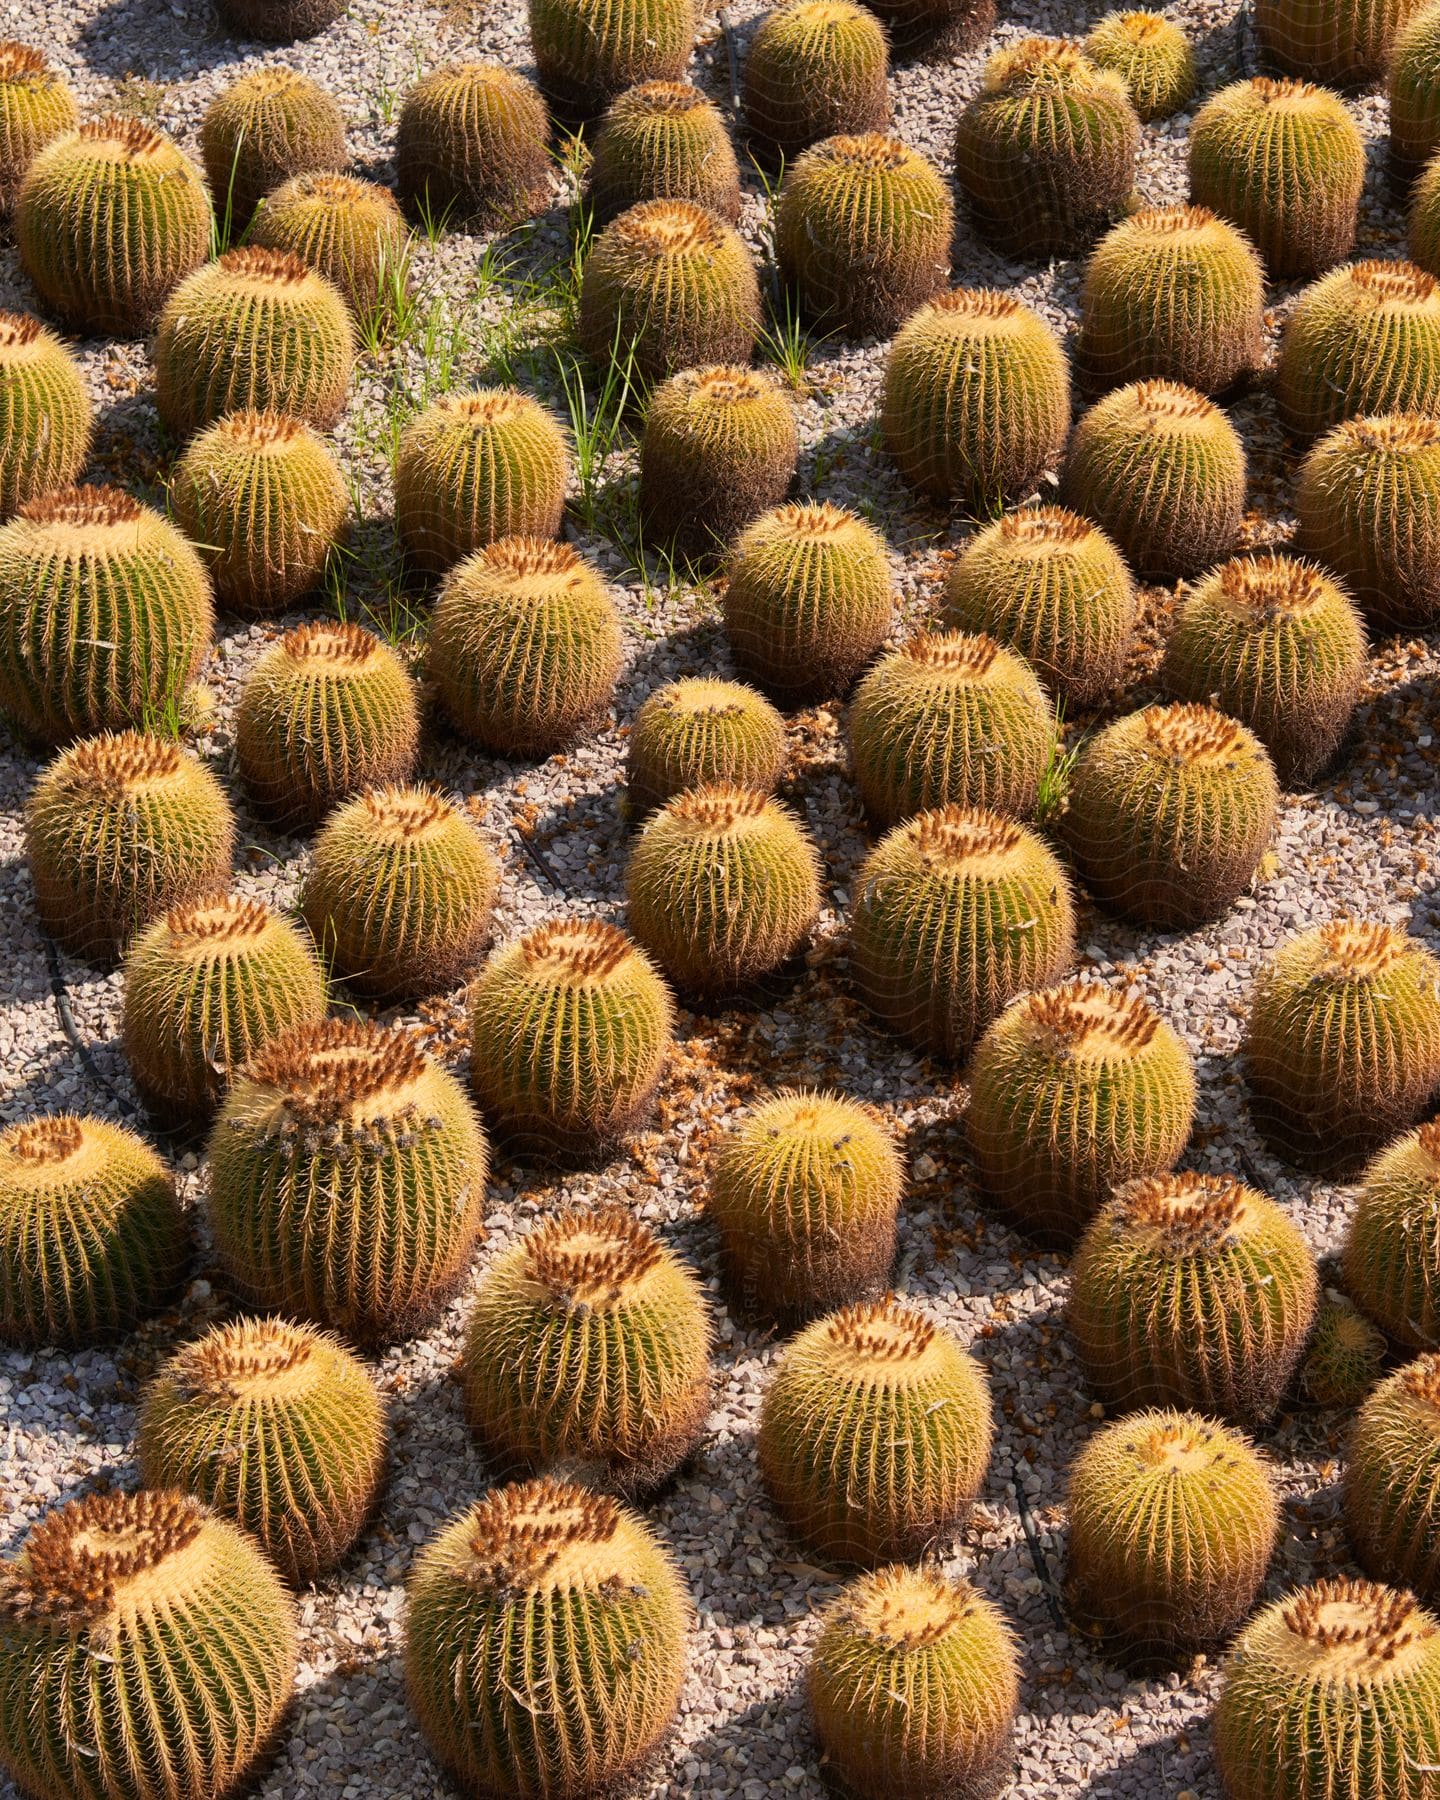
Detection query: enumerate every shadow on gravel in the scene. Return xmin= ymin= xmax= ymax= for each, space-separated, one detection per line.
xmin=76 ymin=0 xmax=240 ymax=83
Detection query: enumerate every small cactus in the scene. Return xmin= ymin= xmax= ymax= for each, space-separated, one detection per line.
xmin=461 ymin=1206 xmax=711 ymax=1495
xmin=529 ymin=0 xmax=699 ymax=119
xmin=468 ymin=919 xmax=674 ymax=1158
xmin=1213 ymin=1579 xmax=1440 ymax=1800
xmin=404 ymin=1479 xmax=689 ymax=1797
xmin=943 ymin=506 xmax=1137 ymax=709
xmin=742 ymin=0 xmax=891 ymax=166
xmin=396 ymin=62 xmax=550 ymax=231
xmin=301 ymin=785 xmax=501 ymax=1003
xmin=865 ymin=0 xmax=993 ymax=47
xmin=1295 ymin=414 xmax=1440 ymax=629
xmin=200 ymin=68 xmax=346 ymax=228
xmin=1162 ymin=552 xmax=1368 ymax=787
xmin=1391 ymin=4 xmax=1440 ymax=187
xmin=1301 ymin=1292 xmax=1387 ymax=1404
xmin=155 ymin=247 xmax=355 ymax=439
xmin=625 ymin=783 xmax=822 ymax=994
xmin=0 ymin=1490 xmax=296 ymax=1800
xmin=1345 ymin=1352 xmax=1440 ymax=1600
xmin=0 ymin=1114 xmax=187 ymax=1346
xmin=16 ymin=116 xmax=212 ymax=335
xmin=577 ymin=198 xmax=762 ymax=386
xmin=1069 ymin=1171 xmax=1320 ymax=1426
xmin=758 ymin=1295 xmax=994 ymax=1566
xmin=722 ymin=499 xmax=892 ymax=704
xmin=708 ymin=1088 xmax=905 ymax=1321
xmin=776 ymin=132 xmax=954 ymax=340
xmin=234 ymin=620 xmax=420 ymax=830
xmin=1255 ymin=0 xmax=1422 ymax=87
xmin=967 ymin=980 xmax=1196 ymax=1248
xmin=638 ymin=364 xmax=798 ymax=554
xmin=1245 ymin=919 xmax=1440 ymax=1172
xmin=0 ymin=486 xmax=213 ymax=746
xmin=1277 ymin=259 xmax=1440 ymax=442
xmin=590 ymin=80 xmax=741 ymax=222
xmin=0 ymin=309 xmax=92 ymax=521
xmin=882 ymin=288 xmax=1072 ymax=508
xmin=139 ymin=1316 xmax=388 ymax=1583
xmin=1084 ymin=10 xmax=1195 ymax=120
xmin=171 ymin=409 xmax=349 ymax=615
xmin=1188 ymin=77 xmax=1365 ymax=279
xmin=1077 ymin=204 xmax=1266 ymax=396
xmin=1345 ymin=1117 xmax=1440 ymax=1347
xmin=207 ymin=1017 xmax=489 ymax=1343
xmin=1065 ymin=703 xmax=1279 ymax=929
xmin=807 ymin=1564 xmax=1020 ymax=1800
xmin=847 ymin=632 xmax=1056 ymax=829
xmin=627 ymin=676 xmax=788 ymax=814
xmin=954 ymin=38 xmax=1141 ymax=258
xmin=26 ymin=732 xmax=234 ymax=965
xmin=0 ymin=44 xmax=77 ymax=218
xmin=1062 ymin=378 xmax=1247 ymax=581
xmin=122 ymin=894 xmax=328 ymax=1123
xmin=395 ymin=389 xmax=568 ymax=576
xmin=250 ymin=172 xmax=409 ymax=319
xmin=1067 ymin=1410 xmax=1279 ymax=1663
xmin=850 ymin=807 xmax=1077 ymax=1060
xmin=429 ymin=536 xmax=623 ymax=755
xmin=216 ymin=0 xmax=345 ymax=38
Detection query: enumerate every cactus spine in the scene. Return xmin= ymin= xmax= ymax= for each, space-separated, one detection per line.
xmin=1391 ymin=4 xmax=1440 ymax=186
xmin=590 ymin=80 xmax=741 ymax=223
xmin=529 ymin=0 xmax=699 ymax=119
xmin=396 ymin=62 xmax=550 ymax=231
xmin=742 ymin=1 xmax=891 ymax=165
xmin=1344 ymin=1118 xmax=1440 ymax=1348
xmin=1277 ymin=259 xmax=1440 ymax=442
xmin=249 ymin=172 xmax=409 ymax=320
xmin=1084 ymin=10 xmax=1195 ymax=119
xmin=626 ymin=676 xmax=787 ymax=814
xmin=0 ymin=43 xmax=77 ymax=217
xmin=200 ymin=68 xmax=346 ymax=228
xmin=0 ymin=310 xmax=92 ymax=521
xmin=1345 ymin=1352 xmax=1440 ymax=1600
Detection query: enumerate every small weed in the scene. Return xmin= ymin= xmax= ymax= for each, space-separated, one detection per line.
xmin=758 ymin=286 xmax=815 ymax=392
xmin=1036 ymin=710 xmax=1080 ymax=827
xmin=555 ymin=327 xmax=638 ymax=532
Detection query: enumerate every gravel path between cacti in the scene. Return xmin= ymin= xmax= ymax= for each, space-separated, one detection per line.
xmin=2 ymin=0 xmax=1438 ymax=1796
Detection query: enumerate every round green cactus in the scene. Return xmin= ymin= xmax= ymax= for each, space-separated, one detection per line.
xmin=1245 ymin=919 xmax=1440 ymax=1173
xmin=171 ymin=409 xmax=349 ymax=616
xmin=577 ymin=197 xmax=762 ymax=386
xmin=1162 ymin=553 xmax=1368 ymax=787
xmin=1346 ymin=1120 xmax=1440 ymax=1348
xmin=1084 ymin=10 xmax=1195 ymax=120
xmin=216 ymin=0 xmax=345 ymax=38
xmin=1411 ymin=155 xmax=1440 ymax=276
xmin=26 ymin=732 xmax=234 ymax=965
xmin=468 ymin=918 xmax=674 ymax=1158
xmin=1069 ymin=1170 xmax=1320 ymax=1426
xmin=758 ymin=1295 xmax=994 ymax=1567
xmin=395 ymin=388 xmax=568 ymax=576
xmin=850 ymin=806 xmax=1076 ymax=1061
xmin=1255 ymin=0 xmax=1421 ymax=88
xmin=16 ymin=115 xmax=212 ymax=335
xmin=0 ymin=43 xmax=77 ymax=218
xmin=742 ymin=0 xmax=891 ymax=166
xmin=954 ymin=38 xmax=1141 ymax=258
xmin=461 ymin=1205 xmax=711 ymax=1495
xmin=0 ymin=310 xmax=91 ymax=522
xmin=1062 ymin=378 xmax=1247 ymax=581
xmin=626 ymin=783 xmax=822 ymax=994
xmin=234 ymin=620 xmax=420 ymax=830
xmin=847 ymin=631 xmax=1055 ymax=830
xmin=1067 ymin=1409 xmax=1279 ymax=1663
xmin=1077 ymin=204 xmax=1266 ymax=396
xmin=590 ymin=80 xmax=741 ymax=222
xmin=1213 ymin=1579 xmax=1440 ymax=1800
xmin=301 ymin=785 xmax=501 ymax=1003
xmin=529 ymin=0 xmax=698 ymax=119
xmin=138 ymin=1315 xmax=388 ymax=1583
xmin=943 ymin=506 xmax=1137 ymax=709
xmin=966 ymin=979 xmax=1196 ymax=1249
xmin=1301 ymin=1292 xmax=1387 ymax=1404
xmin=0 ymin=1490 xmax=296 ymax=1800
xmin=882 ymin=288 xmax=1072 ymax=509
xmin=776 ymin=132 xmax=954 ymax=340
xmin=1344 ymin=1352 xmax=1440 ymax=1599
xmin=639 ymin=364 xmax=798 ymax=555
xmin=429 ymin=536 xmax=622 ymax=755
xmin=200 ymin=67 xmax=346 ymax=228
xmin=0 ymin=1114 xmax=186 ymax=1347
xmin=207 ymin=1016 xmax=489 ymax=1343
xmin=627 ymin=676 xmax=787 ymax=814
xmin=0 ymin=486 xmax=213 ymax=746
xmin=155 ymin=247 xmax=355 ymax=439
xmin=1188 ymin=77 xmax=1364 ymax=279
xmin=1065 ymin=703 xmax=1279 ymax=929
xmin=250 ymin=172 xmax=409 ymax=319
xmin=865 ymin=0 xmax=992 ymax=47
xmin=122 ymin=894 xmax=328 ymax=1123
xmin=708 ymin=1087 xmax=905 ymax=1321
xmin=405 ymin=1478 xmax=688 ymax=1798
xmin=722 ymin=499 xmax=892 ymax=704
xmin=1278 ymin=259 xmax=1440 ymax=442
xmin=1391 ymin=4 xmax=1440 ymax=187
xmin=807 ymin=1563 xmax=1019 ymax=1800
xmin=396 ymin=61 xmax=550 ymax=230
